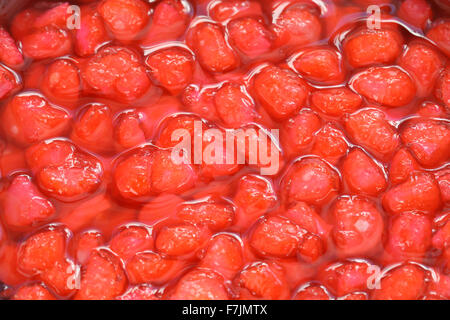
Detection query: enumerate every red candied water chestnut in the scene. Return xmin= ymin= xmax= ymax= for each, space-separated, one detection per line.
xmin=21 ymin=26 xmax=72 ymax=60
xmin=283 ymin=201 xmax=331 ymax=241
xmin=282 ymin=157 xmax=340 ymax=206
xmin=156 ymin=113 xmax=205 ymax=148
xmin=434 ymin=167 xmax=450 ymax=204
xmin=232 ymin=174 xmax=277 ymax=230
xmin=282 ymin=109 xmax=321 ymax=154
xmin=319 ymin=260 xmax=375 ymax=297
xmin=233 ymin=174 xmax=277 ymax=216
xmin=342 ymin=148 xmax=387 ymax=196
xmin=343 ymin=27 xmax=404 ymax=68
xmin=41 ymin=59 xmax=81 ymax=102
xmin=311 ymin=124 xmax=348 ymax=165
xmin=98 ymin=0 xmax=150 ymax=40
xmin=310 ymin=87 xmax=362 ymax=117
xmin=2 ymin=174 xmax=55 ymax=230
xmin=151 ymin=149 xmax=197 ymax=194
xmin=72 ymin=230 xmax=104 ymax=265
xmin=12 ymin=283 xmax=56 ymax=300
xmin=176 ymin=199 xmax=235 ymax=231
xmin=344 ymin=108 xmax=399 ymax=158
xmin=208 ymin=0 xmax=263 ymax=23
xmin=82 ymin=46 xmax=152 ymax=102
xmin=214 ymin=82 xmax=256 ymax=128
xmin=236 ymin=262 xmax=290 ymax=300
xmin=155 ymin=223 xmax=209 ymax=257
xmin=426 ymin=272 xmax=450 ymax=300
xmin=2 ymin=93 xmax=70 ymax=146
xmin=182 ymin=85 xmax=220 ymax=121
xmin=330 ymin=196 xmax=384 ymax=257
xmin=170 ymin=269 xmax=229 ymax=300
xmin=400 ymin=118 xmax=450 ymax=168
xmin=146 ymin=47 xmax=194 ymax=94
xmin=191 ymin=134 xmax=237 ymax=179
xmin=0 ymin=27 xmax=24 ymax=67
xmin=271 ymin=4 xmax=322 ymax=47
xmin=388 ymin=148 xmax=421 ymax=185
xmin=398 ymin=42 xmax=444 ymax=97
xmin=113 ymin=145 xmax=154 ymax=200
xmin=426 ymin=20 xmax=450 ymax=57
xmin=199 ymin=233 xmax=243 ymax=279
xmin=383 ymin=172 xmax=442 ymax=215
xmin=17 ymin=225 xmax=69 ymax=276
xmin=383 ymin=212 xmax=432 ymax=263
xmin=10 ymin=8 xmax=39 ymax=40
xmin=31 ymin=2 xmax=71 ymax=29
xmin=350 ymin=66 xmax=416 ymax=107
xmin=126 ymin=251 xmax=181 ymax=284
xmin=26 ymin=139 xmax=104 ymax=201
xmin=114 ymin=147 xmax=196 ymax=199
xmin=109 ymin=224 xmax=154 ymax=261
xmin=372 ymin=263 xmax=428 ymax=300
xmin=398 ymin=0 xmax=433 ymax=29
xmin=114 ymin=110 xmax=147 ymax=150
xmin=71 ymin=103 xmax=114 ymax=153
xmin=141 ymin=0 xmax=191 ymax=45
xmin=74 ymin=5 xmax=110 ymax=57
xmin=227 ymin=16 xmax=273 ymax=57
xmin=188 ymin=21 xmax=239 ymax=73
xmin=0 ymin=65 xmax=21 ymax=100
xmin=297 ymin=232 xmax=326 ymax=263
xmin=0 ymin=242 xmax=27 ymax=286
xmin=249 ymin=215 xmax=305 ymax=258
xmin=290 ymin=47 xmax=345 ymax=85
xmin=39 ymin=258 xmax=78 ymax=297
xmin=432 ymin=213 xmax=450 ymax=252
xmin=253 ymin=65 xmax=308 ymax=120
xmin=435 ymin=65 xmax=450 ymax=107
xmin=74 ymin=248 xmax=127 ymax=300
xmin=200 ymin=133 xmax=241 ymax=178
